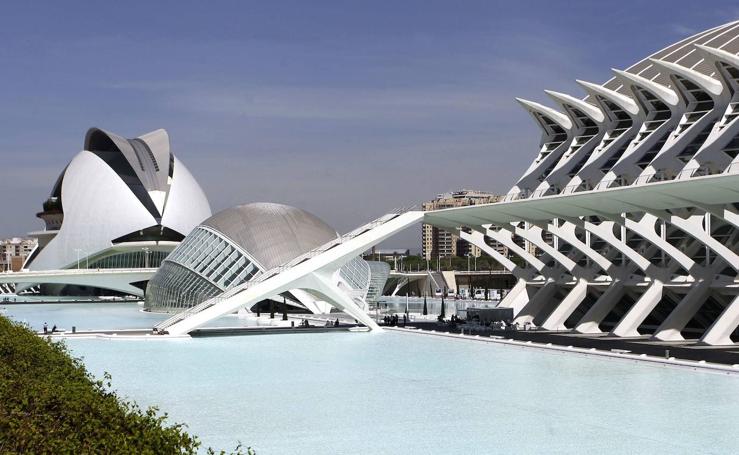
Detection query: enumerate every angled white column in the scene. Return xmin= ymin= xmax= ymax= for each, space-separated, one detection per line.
xmin=539 ymin=277 xmax=589 ymax=330
xmin=618 ymin=213 xmax=697 ymax=276
xmin=533 ymin=90 xmax=605 ymax=196
xmin=574 ymin=280 xmax=626 ymax=334
xmin=651 ymin=280 xmax=711 ymax=341
xmin=291 ymin=288 xmax=332 ymax=314
xmin=699 ymin=294 xmax=739 ymax=346
xmin=650 ymin=210 xmax=739 ymax=270
xmin=484 ymin=227 xmax=548 ymax=275
xmin=308 ymin=272 xmax=381 ymax=331
xmin=461 ymin=229 xmax=538 ymax=315
xmin=460 ymin=230 xmax=531 ymax=280
xmin=609 ymin=281 xmax=664 ymax=337
xmin=511 ymin=224 xmax=579 ymax=275
xmin=512 ymin=281 xmax=559 ymax=324
xmin=391 ymin=277 xmax=409 ymax=296
xmin=507 ymin=224 xmax=585 ymax=324
xmin=541 ymin=220 xmax=614 ymax=275
xmin=498 ymin=278 xmax=534 ymax=315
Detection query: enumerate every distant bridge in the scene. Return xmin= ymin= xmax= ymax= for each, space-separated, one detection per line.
xmin=0 ymin=268 xmax=157 ymax=297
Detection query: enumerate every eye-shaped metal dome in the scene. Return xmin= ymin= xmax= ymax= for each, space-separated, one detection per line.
xmin=201 ymin=202 xmax=338 ymax=270
xmin=144 ymin=202 xmax=344 ymax=313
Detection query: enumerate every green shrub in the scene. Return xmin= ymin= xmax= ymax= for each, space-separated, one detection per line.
xmin=0 ymin=315 xmax=251 ymax=454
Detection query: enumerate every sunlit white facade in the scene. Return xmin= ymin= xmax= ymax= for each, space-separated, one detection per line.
xmin=425 ymin=21 xmax=739 ymax=345
xmin=25 ymin=128 xmax=211 ymax=295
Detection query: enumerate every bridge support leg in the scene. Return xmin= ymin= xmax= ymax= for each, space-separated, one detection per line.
xmin=309 ymin=273 xmax=382 ymax=331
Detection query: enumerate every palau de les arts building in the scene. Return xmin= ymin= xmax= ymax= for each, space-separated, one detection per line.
xmin=25 ymin=127 xmax=211 ymax=295
xmin=9 ymin=21 xmax=739 ymax=344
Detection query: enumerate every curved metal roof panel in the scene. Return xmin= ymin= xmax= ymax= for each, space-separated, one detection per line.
xmin=202 ymin=202 xmax=339 ymax=270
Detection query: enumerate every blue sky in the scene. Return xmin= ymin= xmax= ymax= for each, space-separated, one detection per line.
xmin=1 ymin=1 xmax=737 ymax=248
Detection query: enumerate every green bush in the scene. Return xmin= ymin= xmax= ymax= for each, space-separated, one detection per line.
xmin=0 ymin=315 xmax=250 ymax=454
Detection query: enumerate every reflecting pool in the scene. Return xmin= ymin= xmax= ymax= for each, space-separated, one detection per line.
xmin=2 ymin=302 xmax=275 ymax=332
xmin=6 ymin=304 xmax=739 ymax=454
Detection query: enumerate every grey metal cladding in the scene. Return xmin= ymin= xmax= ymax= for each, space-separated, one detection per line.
xmin=602 ymin=21 xmax=739 ymax=95
xmin=202 ymin=202 xmax=339 ymax=270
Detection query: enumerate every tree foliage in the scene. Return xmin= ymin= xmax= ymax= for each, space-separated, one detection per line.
xmin=0 ymin=315 xmax=251 ymax=454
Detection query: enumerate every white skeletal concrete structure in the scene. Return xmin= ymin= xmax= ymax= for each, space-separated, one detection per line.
xmin=21 ymin=128 xmax=211 ymax=295
xmin=159 ymin=22 xmax=739 ymax=341
xmin=427 ymin=21 xmax=739 ymax=346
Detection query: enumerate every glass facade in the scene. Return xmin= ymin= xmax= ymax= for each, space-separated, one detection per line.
xmin=145 ymin=262 xmax=222 ymax=312
xmin=85 ymin=251 xmax=169 ymax=269
xmin=166 ymin=227 xmax=261 ymax=288
xmin=365 ymin=261 xmax=391 ymax=303
xmin=339 ymin=257 xmax=371 ymax=292
xmin=144 ymin=227 xmax=261 ymax=312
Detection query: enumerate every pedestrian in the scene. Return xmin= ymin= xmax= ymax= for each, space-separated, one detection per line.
xmin=51 ymin=324 xmax=57 ymax=333
xmin=43 ymin=322 xmax=48 ymax=334
xmin=335 ymin=318 xmax=339 ymax=327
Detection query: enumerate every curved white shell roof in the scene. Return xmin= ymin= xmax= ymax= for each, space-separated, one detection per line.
xmin=29 ymin=128 xmax=211 ymax=271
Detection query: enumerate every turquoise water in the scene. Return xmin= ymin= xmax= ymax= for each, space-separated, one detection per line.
xmin=3 ymin=302 xmax=166 ymax=331
xmin=6 ymin=304 xmax=739 ymax=454
xmin=2 ymin=302 xmax=272 ymax=332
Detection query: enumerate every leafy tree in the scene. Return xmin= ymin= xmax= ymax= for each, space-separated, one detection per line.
xmin=0 ymin=315 xmax=252 ymax=454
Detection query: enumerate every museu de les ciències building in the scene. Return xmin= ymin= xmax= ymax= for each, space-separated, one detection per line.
xmin=426 ymin=20 xmax=739 ymax=346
